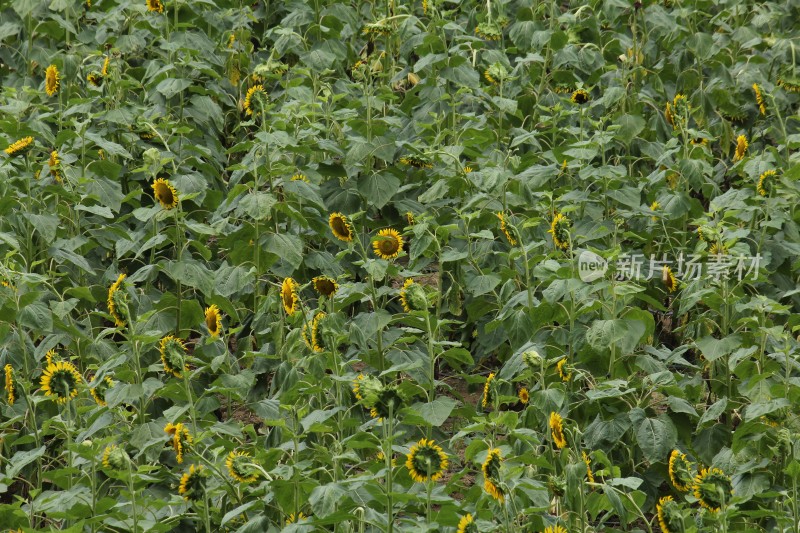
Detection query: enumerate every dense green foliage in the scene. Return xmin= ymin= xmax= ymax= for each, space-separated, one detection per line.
xmin=1 ymin=0 xmax=799 ymax=531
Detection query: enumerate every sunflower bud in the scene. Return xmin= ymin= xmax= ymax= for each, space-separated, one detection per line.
xmin=522 ymin=350 xmax=542 ymax=368
xmin=405 ymin=282 xmax=428 ymax=312
xmin=102 ymin=444 xmax=130 ymax=470
xmin=357 ymin=374 xmax=384 ymax=407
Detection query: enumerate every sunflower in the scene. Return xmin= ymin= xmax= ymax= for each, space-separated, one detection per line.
xmin=665 ymin=102 xmax=674 ymax=126
xmin=662 ymin=265 xmax=678 ymax=293
xmin=399 ymin=278 xmax=414 ymax=312
xmin=165 ymin=422 xmax=192 ymax=464
xmin=518 ymin=387 xmax=529 ymax=405
xmin=89 ymin=375 xmax=115 ymax=407
xmin=482 ymin=448 xmax=504 ymax=503
xmin=102 ymin=444 xmax=116 ymax=468
xmin=329 ymin=212 xmax=354 ymax=242
xmin=146 ymin=0 xmax=164 ymax=13
xmin=226 ymin=450 xmax=260 ymax=483
xmin=543 ymin=526 xmax=567 ymax=533
xmin=482 ymin=372 xmax=495 ymax=409
xmin=497 ymin=212 xmax=517 ymax=245
xmin=582 ymin=451 xmax=595 ymax=483
xmin=550 ymin=412 xmax=567 ymax=449
xmin=204 ymin=305 xmax=222 ymax=337
xmin=101 ymin=56 xmax=110 ymax=77
xmin=709 ymin=242 xmax=727 ymax=256
xmin=406 ymin=212 xmax=415 ymax=226
xmin=672 ymin=93 xmax=689 ymax=117
xmin=243 ymin=85 xmax=267 ymax=117
xmin=281 ymin=277 xmax=299 ymax=315
xmin=107 ymin=273 xmax=127 ymax=327
xmin=291 ymin=173 xmax=309 ymax=182
xmin=4 ymin=136 xmax=34 ymax=157
xmin=650 ymin=200 xmax=660 ymax=222
xmin=549 ymin=213 xmax=571 ymax=250
xmin=49 ymin=150 xmax=62 ymax=182
xmin=757 ymin=169 xmax=776 ymax=197
xmin=475 ymin=21 xmax=502 ymax=41
xmin=45 ymin=64 xmax=60 ymax=96
xmin=152 ymin=178 xmax=179 ymax=209
xmin=668 ymin=450 xmax=694 ymax=492
xmin=45 ymin=349 xmax=61 ymax=365
xmin=694 ymin=467 xmax=733 ymax=512
xmin=778 ymin=77 xmax=800 ymax=93
xmin=405 ymin=438 xmax=449 ymax=483
xmin=557 ymin=359 xmax=571 ymax=382
xmin=734 ymin=134 xmax=748 ymax=161
xmin=571 ymin=89 xmax=589 ymax=104
xmin=302 ymin=311 xmax=326 ymax=353
xmin=41 ymin=360 xmax=82 ymax=404
xmin=4 ymin=364 xmax=14 ymax=405
xmin=313 ymin=276 xmax=338 ymax=298
xmin=399 ymin=155 xmax=433 ymax=169
xmin=484 ymin=69 xmax=498 ymax=85
xmin=159 ymin=335 xmax=188 ymax=378
xmin=456 ymin=514 xmax=477 ymax=533
xmin=373 ymin=228 xmax=404 ymax=260
xmin=178 ymin=464 xmax=205 ymax=501
xmin=286 ymin=513 xmax=307 ymax=524
xmin=752 ymin=83 xmax=766 ymax=115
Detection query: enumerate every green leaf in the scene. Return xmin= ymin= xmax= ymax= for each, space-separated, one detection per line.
xmin=635 ymin=416 xmax=677 ymax=463
xmin=6 ymin=446 xmax=45 ymax=478
xmin=265 ymin=234 xmax=303 ymax=270
xmin=404 ymin=397 xmax=457 ymax=427
xmin=695 ymin=335 xmax=741 ymax=362
xmin=358 ymin=172 xmax=400 ymax=209
xmin=698 ymin=397 xmax=727 ymax=427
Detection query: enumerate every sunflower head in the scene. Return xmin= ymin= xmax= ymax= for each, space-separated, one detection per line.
xmin=650 ymin=200 xmax=660 ymax=222
xmin=41 ymin=360 xmax=82 ymax=404
xmin=757 ymin=169 xmax=776 ymax=197
xmin=243 ymin=85 xmax=268 ymax=117
xmin=373 ymin=228 xmax=404 ymax=260
xmin=549 ymin=412 xmax=567 ymax=449
xmin=204 ymin=304 xmax=222 ymax=337
xmin=557 ymin=358 xmax=572 ymax=382
xmin=159 ymin=335 xmax=188 ymax=378
xmin=672 ymin=93 xmax=690 ymax=123
xmin=226 ymin=450 xmax=260 ymax=483
xmin=734 ymin=134 xmax=748 ymax=162
xmin=582 ymin=451 xmax=594 ymax=483
xmin=4 ymin=136 xmax=34 ymax=157
xmin=4 ymin=364 xmax=15 ymax=405
xmin=522 ymin=350 xmax=542 ymax=368
xmin=475 ymin=21 xmax=502 ymax=41
xmin=89 ymin=375 xmax=115 ymax=407
xmin=405 ymin=438 xmax=449 ymax=483
xmin=371 ymin=387 xmax=403 ymax=420
xmin=399 ymin=155 xmax=433 ymax=169
xmin=662 ymin=265 xmax=678 ymax=293
xmin=362 ymin=21 xmax=393 ymax=38
xmin=482 ymin=372 xmax=496 ymax=409
xmin=165 ymin=422 xmax=192 ymax=464
xmin=548 ymin=213 xmax=571 ymax=250
xmin=48 ymin=150 xmax=62 ymax=182
xmin=571 ymin=88 xmax=590 ymax=105
xmin=668 ymin=450 xmax=695 ymax=492
xmin=543 ymin=527 xmax=567 ymax=533
xmin=482 ymin=448 xmax=504 ymax=502
xmin=302 ymin=311 xmax=327 ymax=353
xmin=281 ymin=277 xmax=299 ymax=315
xmin=286 ymin=513 xmax=307 ymax=524
xmin=147 ymin=0 xmax=164 ymax=13
xmin=656 ymin=495 xmax=682 ymax=533
xmin=329 ymin=212 xmax=354 ymax=242
xmin=456 ymin=513 xmax=477 ymax=533
xmin=484 ymin=63 xmax=508 ymax=85
xmin=665 ymin=101 xmax=674 ymax=126
xmin=45 ymin=64 xmax=60 ymax=96
xmin=518 ymin=387 xmax=529 ymax=405
xmin=752 ymin=83 xmax=766 ymax=115
xmin=102 ymin=444 xmax=130 ymax=470
xmin=693 ymin=467 xmax=733 ymax=512
xmin=497 ymin=212 xmax=517 ymax=246
xmin=178 ymin=464 xmax=205 ymax=501
xmin=101 ymin=56 xmax=110 ymax=77
xmin=107 ymin=273 xmax=128 ymax=328
xmin=312 ymin=276 xmax=338 ymax=298
xmin=152 ymin=178 xmax=178 ymax=209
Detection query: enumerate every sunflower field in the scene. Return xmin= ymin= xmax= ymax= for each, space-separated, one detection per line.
xmin=1 ymin=0 xmax=800 ymax=531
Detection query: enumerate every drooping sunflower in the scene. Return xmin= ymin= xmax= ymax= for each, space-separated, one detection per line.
xmin=152 ymin=178 xmax=179 ymax=209
xmin=475 ymin=21 xmax=502 ymax=41
xmin=582 ymin=451 xmax=595 ymax=484
xmin=226 ymin=450 xmax=259 ymax=483
xmin=399 ymin=278 xmax=414 ymax=312
xmin=665 ymin=101 xmax=674 ymax=126
xmin=694 ymin=467 xmax=733 ymax=512
xmin=548 ymin=213 xmax=571 ymax=250
xmin=456 ymin=513 xmax=477 ymax=533
xmin=312 ymin=276 xmax=338 ymax=298
xmin=650 ymin=200 xmax=660 ymax=222
xmin=543 ymin=526 xmax=567 ymax=533
xmin=482 ymin=448 xmax=504 ymax=503
xmin=101 ymin=55 xmax=110 ymax=77
xmin=672 ymin=93 xmax=689 ymax=118
xmin=291 ymin=173 xmax=309 ymax=182
xmin=373 ymin=228 xmax=404 ymax=260
xmin=178 ymin=464 xmax=205 ymax=501
xmin=668 ymin=450 xmax=694 ymax=492
xmin=165 ymin=422 xmax=192 ymax=464
xmin=102 ymin=444 xmax=116 ymax=468
xmin=4 ymin=136 xmax=34 ymax=157
xmin=656 ymin=495 xmax=682 ymax=533
xmin=41 ymin=360 xmax=82 ymax=404
xmin=406 ymin=212 xmax=415 ymax=226
xmin=45 ymin=349 xmax=61 ymax=365
xmin=482 ymin=372 xmax=495 ymax=409
xmin=107 ymin=273 xmax=127 ymax=327
xmin=204 ymin=304 xmax=222 ymax=338
xmin=557 ymin=358 xmax=571 ymax=382
xmin=550 ymin=412 xmax=567 ymax=449
xmin=281 ymin=277 xmax=299 ymax=315
xmin=757 ymin=169 xmax=776 ymax=197
xmin=302 ymin=311 xmax=326 ymax=353
xmin=89 ymin=375 xmax=115 ymax=407
xmin=243 ymin=85 xmax=267 ymax=116
xmin=49 ymin=150 xmax=62 ymax=182
xmin=733 ymin=134 xmax=748 ymax=161
xmin=778 ymin=77 xmax=800 ymax=93
xmin=662 ymin=265 xmax=678 ymax=293
xmin=352 ymin=374 xmax=366 ymax=400
xmin=45 ymin=64 xmax=60 ymax=96
xmin=752 ymin=83 xmax=766 ymax=115
xmin=571 ymin=88 xmax=589 ymax=105
xmin=4 ymin=364 xmax=14 ymax=405
xmin=497 ymin=212 xmax=517 ymax=246
xmin=399 ymin=155 xmax=433 ymax=169
xmin=146 ymin=0 xmax=164 ymax=13
xmin=405 ymin=438 xmax=449 ymax=483
xmin=329 ymin=212 xmax=354 ymax=242
xmin=88 ymin=72 xmax=103 ymax=86
xmin=709 ymin=242 xmax=727 ymax=256
xmin=518 ymin=387 xmax=529 ymax=405
xmin=286 ymin=513 xmax=307 ymax=524
xmin=159 ymin=335 xmax=188 ymax=378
